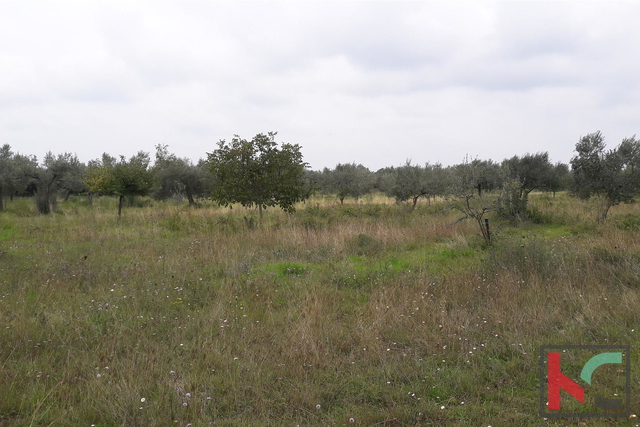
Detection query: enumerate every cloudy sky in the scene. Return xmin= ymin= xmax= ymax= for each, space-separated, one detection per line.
xmin=1 ymin=1 xmax=639 ymax=171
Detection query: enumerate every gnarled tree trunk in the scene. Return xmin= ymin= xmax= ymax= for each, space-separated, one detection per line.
xmin=118 ymin=195 xmax=124 ymax=220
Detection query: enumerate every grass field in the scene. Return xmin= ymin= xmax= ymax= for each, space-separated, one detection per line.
xmin=0 ymin=193 xmax=639 ymax=426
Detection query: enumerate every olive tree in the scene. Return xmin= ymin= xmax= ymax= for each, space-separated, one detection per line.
xmin=385 ymin=161 xmax=430 ymax=212
xmin=322 ymin=163 xmax=374 ymax=204
xmin=500 ymin=152 xmax=553 ymax=220
xmin=571 ymin=131 xmax=640 ymax=223
xmin=546 ymin=162 xmax=571 ymax=197
xmin=9 ymin=153 xmax=39 ymax=198
xmin=54 ymin=153 xmax=86 ymax=201
xmin=0 ymin=145 xmax=13 ymax=211
xmin=448 ymin=157 xmax=498 ymax=243
xmin=374 ymin=167 xmax=396 ymax=195
xmin=24 ymin=152 xmax=85 ymax=214
xmin=85 ymin=152 xmax=153 ymax=219
xmin=301 ymin=169 xmax=323 ymax=201
xmin=153 ymin=144 xmax=207 ymax=205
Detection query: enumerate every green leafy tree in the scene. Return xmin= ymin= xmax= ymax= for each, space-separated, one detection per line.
xmin=546 ymin=162 xmax=571 ymax=197
xmin=502 ymin=152 xmax=553 ymax=197
xmin=322 ymin=163 xmax=373 ymax=204
xmin=22 ymin=152 xmax=85 ymax=214
xmin=206 ymin=132 xmax=308 ymax=222
xmin=85 ymin=152 xmax=153 ymax=219
xmin=467 ymin=159 xmax=502 ymax=197
xmin=386 ymin=161 xmax=429 ymax=212
xmin=112 ymin=152 xmax=154 ymax=219
xmin=84 ymin=153 xmax=116 ymax=205
xmin=9 ymin=153 xmax=39 ymax=198
xmin=55 ymin=153 xmax=86 ymax=201
xmin=302 ymin=169 xmax=323 ymax=201
xmin=153 ymin=145 xmax=207 ymax=205
xmin=452 ymin=157 xmax=502 ymax=200
xmin=571 ymin=131 xmax=640 ymax=222
xmin=500 ymin=152 xmax=553 ymax=220
xmin=374 ymin=166 xmax=396 ymax=195
xmin=0 ymin=145 xmax=13 ymax=211
xmin=423 ymin=163 xmax=450 ymax=203
xmin=448 ymin=157 xmax=499 ymax=242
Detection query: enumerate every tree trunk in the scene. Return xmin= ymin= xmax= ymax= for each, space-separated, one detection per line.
xmin=258 ymin=204 xmax=263 ymax=225
xmin=118 ymin=195 xmax=124 ymax=220
xmin=64 ymin=190 xmax=71 ymax=201
xmin=187 ymin=193 xmax=195 ymax=206
xmin=339 ymin=196 xmax=344 ymax=205
xmin=477 ymin=185 xmax=482 ymax=197
xmin=88 ymin=192 xmax=93 ymax=206
xmin=36 ymin=187 xmax=51 ymax=214
xmin=597 ymin=200 xmax=613 ymax=224
xmin=410 ymin=196 xmax=419 ymax=213
xmin=0 ymin=184 xmax=3 ymax=211
xmin=476 ymin=217 xmax=488 ymax=243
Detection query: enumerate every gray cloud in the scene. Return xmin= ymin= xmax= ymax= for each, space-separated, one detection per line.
xmin=1 ymin=1 xmax=639 ymax=170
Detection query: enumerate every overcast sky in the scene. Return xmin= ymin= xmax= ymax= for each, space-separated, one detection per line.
xmin=1 ymin=1 xmax=639 ymax=171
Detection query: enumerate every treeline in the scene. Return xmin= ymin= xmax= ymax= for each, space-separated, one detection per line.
xmin=308 ymin=155 xmax=569 ymax=208
xmin=0 ymin=131 xmax=638 ymax=223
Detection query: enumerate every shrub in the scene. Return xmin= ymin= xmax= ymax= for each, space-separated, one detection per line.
xmin=527 ymin=206 xmax=555 ymax=225
xmin=496 ymin=180 xmax=527 ymax=222
xmin=346 ymin=233 xmax=382 ymax=256
xmin=162 ymin=212 xmax=186 ymax=232
xmin=614 ymin=214 xmax=640 ymax=231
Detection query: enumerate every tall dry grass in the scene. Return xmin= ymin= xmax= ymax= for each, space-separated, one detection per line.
xmin=0 ymin=193 xmax=638 ymax=425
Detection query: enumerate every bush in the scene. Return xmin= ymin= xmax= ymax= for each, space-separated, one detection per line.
xmin=213 ymin=213 xmax=240 ymax=232
xmin=614 ymin=214 xmax=640 ymax=231
xmin=482 ymin=237 xmax=560 ymax=281
xmin=496 ymin=180 xmax=527 ymax=222
xmin=526 ymin=206 xmax=554 ymax=225
xmin=294 ymin=205 xmax=332 ymax=230
xmin=346 ymin=233 xmax=382 ymax=256
xmin=161 ymin=212 xmax=186 ymax=232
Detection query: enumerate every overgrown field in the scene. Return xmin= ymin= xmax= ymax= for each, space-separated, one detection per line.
xmin=0 ymin=194 xmax=639 ymax=426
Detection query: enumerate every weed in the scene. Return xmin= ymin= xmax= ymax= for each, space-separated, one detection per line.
xmin=346 ymin=233 xmax=383 ymax=256
xmin=614 ymin=213 xmax=640 ymax=231
xmin=0 ymin=194 xmax=638 ymax=425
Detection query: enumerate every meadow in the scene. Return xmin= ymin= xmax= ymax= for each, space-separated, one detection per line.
xmin=0 ymin=193 xmax=638 ymax=426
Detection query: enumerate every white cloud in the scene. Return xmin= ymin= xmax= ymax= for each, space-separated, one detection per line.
xmin=1 ymin=1 xmax=639 ymax=170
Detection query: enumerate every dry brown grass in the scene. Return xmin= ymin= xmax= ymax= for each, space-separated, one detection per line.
xmin=0 ymin=194 xmax=638 ymax=425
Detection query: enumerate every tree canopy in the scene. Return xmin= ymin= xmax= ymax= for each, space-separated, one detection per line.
xmin=206 ymin=132 xmax=308 ymax=220
xmin=384 ymin=161 xmax=447 ymax=212
xmin=153 ymin=144 xmax=206 ymax=205
xmin=321 ymin=163 xmax=374 ymax=204
xmin=85 ymin=152 xmax=153 ymax=218
xmin=0 ymin=145 xmax=13 ymax=211
xmin=571 ymin=131 xmax=640 ymax=222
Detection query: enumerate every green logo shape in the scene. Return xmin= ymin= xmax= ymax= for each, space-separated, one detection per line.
xmin=580 ymin=352 xmax=623 ymax=385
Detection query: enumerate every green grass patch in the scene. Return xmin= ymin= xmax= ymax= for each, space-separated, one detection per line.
xmin=0 ymin=220 xmax=17 ymax=241
xmin=259 ymin=262 xmax=312 ymax=277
